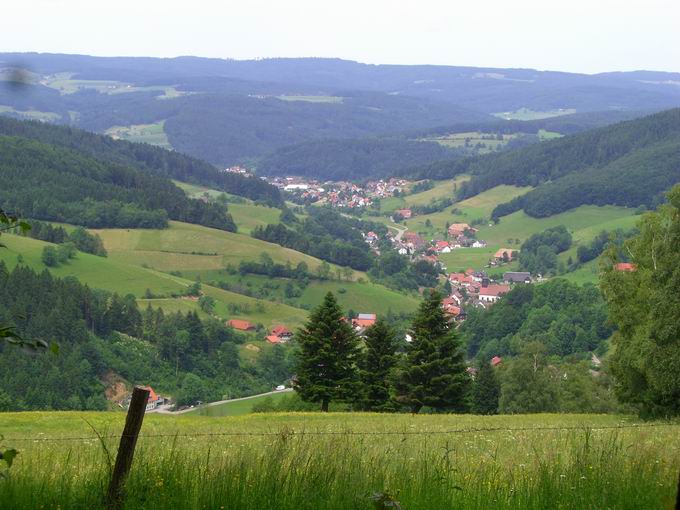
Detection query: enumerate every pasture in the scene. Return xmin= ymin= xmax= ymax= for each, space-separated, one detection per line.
xmin=380 ymin=175 xmax=469 ymax=213
xmin=105 ymin=121 xmax=172 ymax=149
xmin=0 ymin=105 xmax=62 ymax=122
xmin=93 ymin=221 xmax=354 ymax=277
xmin=276 ymin=95 xmax=343 ymax=103
xmin=493 ymin=108 xmax=577 ymax=120
xmin=419 ymin=131 xmax=519 ymax=153
xmin=1 ymin=412 xmax=678 ymax=509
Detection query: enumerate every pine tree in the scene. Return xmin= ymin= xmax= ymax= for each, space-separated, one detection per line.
xmin=471 ymin=361 xmax=500 ymax=414
xmin=294 ymin=292 xmax=360 ymax=411
xmin=358 ymin=318 xmax=398 ymax=411
xmin=396 ymin=290 xmax=469 ymax=413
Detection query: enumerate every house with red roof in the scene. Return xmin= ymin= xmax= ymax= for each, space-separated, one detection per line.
xmin=494 ymin=248 xmax=517 ymax=261
xmin=267 ymin=325 xmax=293 ymax=343
xmin=395 ymin=208 xmax=412 ymax=219
xmin=491 ymin=356 xmax=502 ymax=367
xmin=352 ymin=313 xmax=377 ymax=329
xmin=448 ymin=223 xmax=477 ymax=237
xmin=434 ymin=240 xmax=452 ymax=253
xmin=139 ymin=385 xmax=165 ymax=411
xmin=227 ymin=319 xmax=256 ymax=331
xmin=479 ymin=284 xmax=510 ymax=303
xmin=614 ymin=262 xmax=637 ymax=272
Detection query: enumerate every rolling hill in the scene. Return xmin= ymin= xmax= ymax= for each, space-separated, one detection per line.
xmin=408 ymin=108 xmax=680 ymax=218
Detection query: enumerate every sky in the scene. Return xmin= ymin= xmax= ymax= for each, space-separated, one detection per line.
xmin=2 ymin=0 xmax=679 ymax=74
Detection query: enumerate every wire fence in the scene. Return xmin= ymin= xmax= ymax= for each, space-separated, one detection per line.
xmin=4 ymin=422 xmax=679 ymax=442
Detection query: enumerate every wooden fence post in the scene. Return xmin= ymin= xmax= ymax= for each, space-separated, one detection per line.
xmin=106 ymin=386 xmax=150 ymax=509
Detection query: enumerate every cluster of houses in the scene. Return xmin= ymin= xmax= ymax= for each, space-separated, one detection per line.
xmin=226 ymin=320 xmax=294 ymax=344
xmin=441 ymin=269 xmax=533 ymax=323
xmin=220 ymin=165 xmax=253 ymax=177
xmin=264 ymin=177 xmax=410 ymax=209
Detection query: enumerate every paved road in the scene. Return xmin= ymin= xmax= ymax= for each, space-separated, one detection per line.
xmin=152 ymin=388 xmax=294 ymax=415
xmin=389 ymin=222 xmax=408 ymax=241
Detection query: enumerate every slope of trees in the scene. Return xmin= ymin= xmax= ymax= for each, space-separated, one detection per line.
xmin=518 ymin=225 xmax=572 ymax=275
xmin=258 ymin=138 xmax=451 ymax=181
xmin=407 ymin=109 xmax=680 ymax=218
xmin=601 ymin=184 xmax=680 ymax=416
xmin=461 ymin=279 xmax=612 ymax=360
xmin=0 ymin=116 xmax=282 ymax=205
xmin=0 ymin=135 xmax=236 ymax=230
xmin=0 ymin=262 xmax=284 ymax=410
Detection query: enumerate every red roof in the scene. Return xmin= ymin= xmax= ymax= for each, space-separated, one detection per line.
xmin=140 ymin=386 xmax=159 ymax=402
xmin=491 ymin=356 xmax=502 ymax=366
xmin=271 ymin=325 xmax=292 ymax=336
xmin=479 ymin=284 xmax=510 ymax=297
xmin=435 ymin=240 xmax=450 ymax=249
xmin=615 ymin=262 xmax=637 ymax=272
xmin=266 ymin=335 xmax=282 ymax=344
xmin=494 ymin=248 xmax=516 ymax=259
xmin=352 ymin=318 xmax=376 ymax=328
xmin=227 ymin=319 xmax=255 ymax=331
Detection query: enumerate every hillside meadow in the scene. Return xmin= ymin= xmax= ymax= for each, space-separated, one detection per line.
xmin=0 ymin=412 xmax=678 ymax=509
xmin=0 ymin=232 xmax=308 ymax=331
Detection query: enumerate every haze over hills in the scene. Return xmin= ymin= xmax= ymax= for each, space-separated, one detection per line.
xmin=2 ymin=53 xmax=680 ymax=168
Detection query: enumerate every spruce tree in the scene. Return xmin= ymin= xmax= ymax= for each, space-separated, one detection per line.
xmin=396 ymin=290 xmax=469 ymax=413
xmin=294 ymin=292 xmax=360 ymax=411
xmin=471 ymin=361 xmax=500 ymax=414
xmin=358 ymin=318 xmax=398 ymax=412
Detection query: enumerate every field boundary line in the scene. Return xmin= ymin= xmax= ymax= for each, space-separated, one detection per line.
xmin=5 ymin=422 xmax=679 ymax=442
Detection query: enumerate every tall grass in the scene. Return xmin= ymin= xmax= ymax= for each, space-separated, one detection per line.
xmin=1 ymin=412 xmax=678 ymax=509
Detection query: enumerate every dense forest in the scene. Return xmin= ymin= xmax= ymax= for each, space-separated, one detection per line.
xmin=0 ymin=263 xmax=289 ymax=410
xmin=0 ymin=117 xmax=282 ymax=205
xmin=258 ymin=138 xmax=451 ymax=180
xmin=0 ymin=135 xmax=236 ymax=230
xmin=460 ymin=279 xmax=612 ymax=361
xmin=252 ymin=207 xmax=386 ymax=271
xmin=419 ymin=108 xmax=680 ymax=218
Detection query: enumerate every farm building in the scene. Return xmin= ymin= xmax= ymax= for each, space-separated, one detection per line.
xmin=227 ymin=319 xmax=256 ymax=331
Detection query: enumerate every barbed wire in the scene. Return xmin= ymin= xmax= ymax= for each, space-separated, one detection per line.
xmin=3 ymin=422 xmax=678 ymax=442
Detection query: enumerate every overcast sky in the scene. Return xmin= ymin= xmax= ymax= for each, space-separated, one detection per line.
xmin=2 ymin=0 xmax=679 ymax=74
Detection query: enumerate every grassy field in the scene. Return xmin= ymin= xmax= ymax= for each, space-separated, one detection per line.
xmin=105 ymin=121 xmax=172 ymax=149
xmin=380 ymin=175 xmax=469 ymax=213
xmin=43 ymin=72 xmax=186 ymax=98
xmin=0 ymin=233 xmax=308 ymax=330
xmin=0 ymin=234 xmax=186 ymax=297
xmin=276 ymin=95 xmax=343 ymax=103
xmin=1 ymin=411 xmax=678 ymax=509
xmin=419 ymin=132 xmax=519 ymax=153
xmin=0 ymin=105 xmax=62 ymax=122
xmin=182 ymin=270 xmax=419 ymax=316
xmin=190 ymin=390 xmax=294 ymax=416
xmin=493 ymin=108 xmax=577 ymax=120
xmin=92 ymin=221 xmax=355 ymax=277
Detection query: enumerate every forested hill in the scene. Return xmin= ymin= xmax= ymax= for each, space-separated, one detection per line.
xmin=258 ymin=138 xmax=452 ymax=180
xmin=0 ymin=117 xmax=282 ymax=205
xmin=0 ymin=135 xmax=236 ymax=230
xmin=411 ymin=108 xmax=680 ymax=217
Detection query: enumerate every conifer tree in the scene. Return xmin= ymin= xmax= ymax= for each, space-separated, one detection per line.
xmin=358 ymin=318 xmax=398 ymax=411
xmin=294 ymin=292 xmax=360 ymax=411
xmin=471 ymin=361 xmax=500 ymax=414
xmin=396 ymin=290 xmax=469 ymax=413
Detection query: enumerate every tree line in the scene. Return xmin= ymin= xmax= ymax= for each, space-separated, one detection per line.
xmin=0 ymin=135 xmax=236 ymax=231
xmin=0 ymin=262 xmax=289 ymax=411
xmin=293 ymin=290 xmax=621 ymax=414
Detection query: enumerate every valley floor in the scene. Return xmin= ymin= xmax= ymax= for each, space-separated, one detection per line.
xmin=2 ymin=412 xmax=678 ymax=509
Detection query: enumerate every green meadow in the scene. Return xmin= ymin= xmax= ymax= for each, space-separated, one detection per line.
xmin=493 ymin=108 xmax=577 ymax=120
xmin=0 ymin=105 xmax=62 ymax=122
xmin=93 ymin=221 xmax=353 ymax=277
xmin=105 ymin=121 xmax=172 ymax=149
xmin=419 ymin=132 xmax=519 ymax=153
xmin=380 ymin=175 xmax=469 ymax=213
xmin=276 ymin=95 xmax=343 ymax=103
xmin=1 ymin=412 xmax=678 ymax=509
xmin=189 ymin=390 xmax=294 ymax=416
